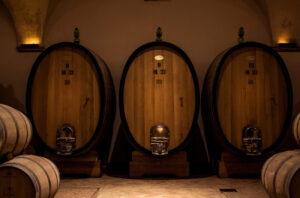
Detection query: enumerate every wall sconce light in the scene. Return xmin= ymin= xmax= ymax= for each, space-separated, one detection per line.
xmin=276 ymin=33 xmax=297 ymax=47
xmin=277 ymin=40 xmax=297 ymax=48
xmin=17 ymin=37 xmax=43 ymax=52
xmin=273 ymin=35 xmax=299 ymax=52
xmin=275 ymin=34 xmax=298 ymax=52
xmin=3 ymin=0 xmax=49 ymax=52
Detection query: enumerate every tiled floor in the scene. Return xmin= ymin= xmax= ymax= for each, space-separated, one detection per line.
xmin=55 ymin=175 xmax=269 ymax=198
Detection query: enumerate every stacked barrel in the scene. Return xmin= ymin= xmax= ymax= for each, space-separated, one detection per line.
xmin=0 ymin=104 xmax=32 ymax=159
xmin=261 ymin=113 xmax=300 ymax=198
xmin=0 ymin=104 xmax=60 ymax=198
xmin=262 ymin=150 xmax=300 ymax=198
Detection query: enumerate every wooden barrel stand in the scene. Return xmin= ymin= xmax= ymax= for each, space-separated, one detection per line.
xmin=218 ymin=151 xmax=268 ymax=177
xmin=129 ymin=151 xmax=189 ymax=178
xmin=44 ymin=150 xmax=101 ymax=177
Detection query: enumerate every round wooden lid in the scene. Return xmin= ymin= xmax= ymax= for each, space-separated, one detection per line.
xmin=0 ymin=167 xmax=35 ymax=198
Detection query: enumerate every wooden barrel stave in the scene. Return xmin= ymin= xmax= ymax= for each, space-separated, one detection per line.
xmin=0 ymin=104 xmax=32 ymax=157
xmin=0 ymin=120 xmax=3 ymax=152
xmin=120 ymin=41 xmax=199 ymax=153
xmin=26 ymin=42 xmax=115 ymax=156
xmin=293 ymin=114 xmax=300 ymax=145
xmin=0 ymin=154 xmax=60 ymax=198
xmin=90 ymin=52 xmax=116 ymax=153
xmin=202 ymin=42 xmax=293 ymax=156
xmin=262 ymin=150 xmax=300 ymax=198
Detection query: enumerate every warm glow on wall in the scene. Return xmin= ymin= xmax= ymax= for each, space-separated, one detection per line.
xmin=3 ymin=0 xmax=48 ymax=51
xmin=277 ymin=36 xmax=290 ymax=44
xmin=23 ymin=37 xmax=41 ymax=45
xmin=276 ymin=34 xmax=297 ymax=49
xmin=276 ymin=33 xmax=297 ymax=48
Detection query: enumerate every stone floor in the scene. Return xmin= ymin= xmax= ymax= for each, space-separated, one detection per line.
xmin=55 ymin=175 xmax=269 ymax=198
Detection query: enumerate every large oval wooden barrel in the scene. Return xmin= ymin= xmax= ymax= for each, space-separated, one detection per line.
xmin=26 ymin=42 xmax=115 ymax=156
xmin=202 ymin=42 xmax=293 ymax=156
xmin=0 ymin=154 xmax=60 ymax=198
xmin=262 ymin=150 xmax=300 ymax=198
xmin=293 ymin=114 xmax=300 ymax=146
xmin=0 ymin=104 xmax=32 ymax=157
xmin=119 ymin=41 xmax=199 ymax=153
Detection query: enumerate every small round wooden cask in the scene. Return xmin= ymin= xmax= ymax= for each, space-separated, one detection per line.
xmin=202 ymin=42 xmax=293 ymax=156
xmin=119 ymin=41 xmax=199 ymax=153
xmin=26 ymin=42 xmax=115 ymax=156
xmin=0 ymin=154 xmax=60 ymax=198
xmin=0 ymin=104 xmax=32 ymax=158
xmin=262 ymin=150 xmax=300 ymax=198
xmin=293 ymin=114 xmax=300 ymax=146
